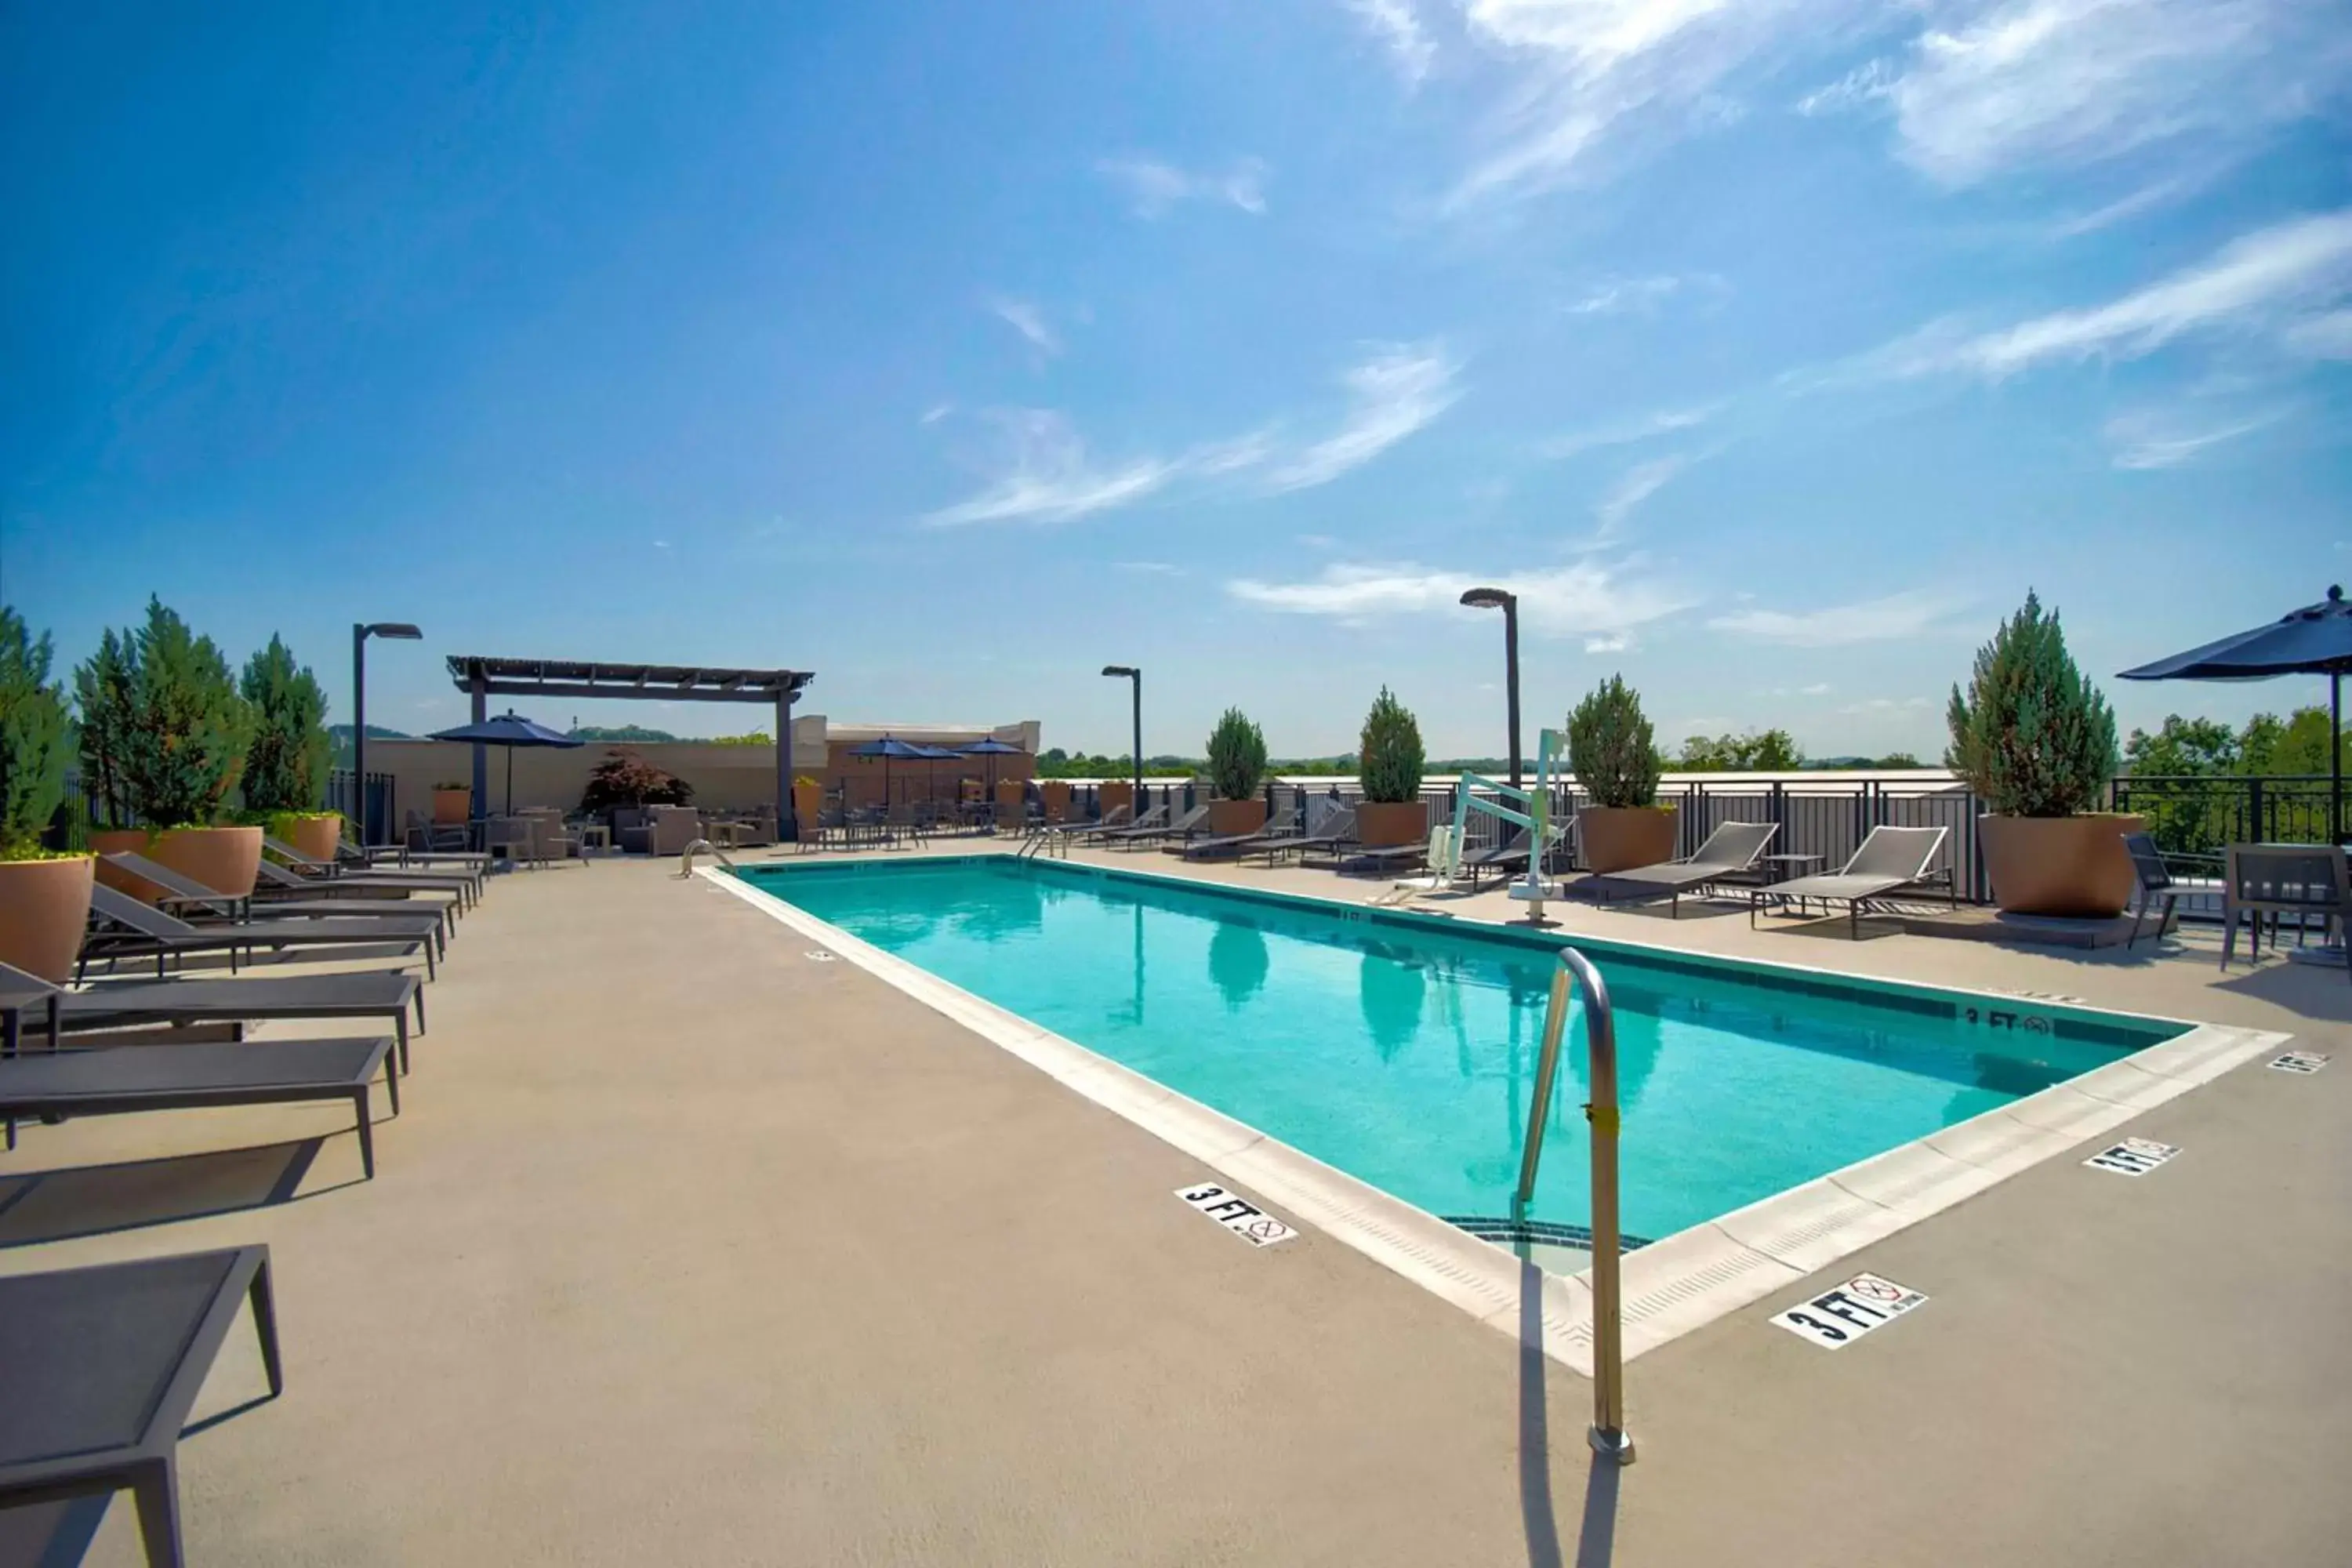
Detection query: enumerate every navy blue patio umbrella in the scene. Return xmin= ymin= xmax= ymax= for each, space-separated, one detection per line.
xmin=849 ymin=735 xmax=960 ymax=807
xmin=2118 ymin=584 xmax=2352 ymax=845
xmin=956 ymin=735 xmax=1029 ymax=808
xmin=426 ymin=711 xmax=584 ymax=814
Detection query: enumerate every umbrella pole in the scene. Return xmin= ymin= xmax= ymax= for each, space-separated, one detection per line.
xmin=2334 ymin=670 xmax=2342 ymax=848
xmin=506 ymin=748 xmax=515 ymax=815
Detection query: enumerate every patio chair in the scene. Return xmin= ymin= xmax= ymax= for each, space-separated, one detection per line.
xmin=528 ymin=815 xmax=581 ymax=866
xmin=611 ymin=807 xmax=654 ymax=855
xmin=42 ymin=967 xmax=426 ymax=1074
xmin=99 ymin=853 xmax=457 ymax=940
xmin=0 ymin=1036 xmax=397 ymax=1173
xmin=0 ymin=1247 xmax=283 ymax=1568
xmin=2122 ymin=833 xmax=2182 ymax=949
xmin=486 ymin=815 xmax=539 ymax=869
xmin=80 ymin=884 xmax=444 ymax=982
xmin=1749 ymin=825 xmax=1953 ymax=938
xmin=1594 ymin=820 xmax=1780 ymax=917
xmin=648 ymin=804 xmax=703 ymax=857
xmin=2221 ymin=843 xmax=2351 ymax=982
xmin=403 ymin=808 xmax=480 ymax=859
xmin=351 ymin=823 xmax=488 ymax=873
xmin=260 ymin=837 xmax=481 ymax=902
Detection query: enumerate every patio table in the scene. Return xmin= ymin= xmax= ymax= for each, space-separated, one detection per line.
xmin=0 ymin=1246 xmax=282 ymax=1568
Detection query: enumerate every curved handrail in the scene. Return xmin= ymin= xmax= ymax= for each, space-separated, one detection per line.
xmin=678 ymin=839 xmax=736 ymax=877
xmin=1517 ymin=946 xmax=1634 ymax=1465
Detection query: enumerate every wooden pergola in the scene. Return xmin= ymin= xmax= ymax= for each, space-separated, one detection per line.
xmin=445 ymin=656 xmax=816 ymax=832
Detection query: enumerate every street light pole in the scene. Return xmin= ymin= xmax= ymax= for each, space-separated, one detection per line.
xmin=1459 ymin=589 xmax=1523 ymax=789
xmin=352 ymin=622 xmax=423 ymax=848
xmin=1102 ymin=665 xmax=1142 ymax=815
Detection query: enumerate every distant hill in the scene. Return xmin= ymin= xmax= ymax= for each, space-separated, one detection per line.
xmin=568 ymin=724 xmax=680 ymax=742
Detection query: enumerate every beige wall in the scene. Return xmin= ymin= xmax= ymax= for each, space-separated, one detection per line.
xmin=372 ymin=715 xmax=1042 ymax=822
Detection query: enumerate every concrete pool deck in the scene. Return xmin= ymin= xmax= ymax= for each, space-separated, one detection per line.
xmin=5 ymin=847 xmax=2348 ymax=1565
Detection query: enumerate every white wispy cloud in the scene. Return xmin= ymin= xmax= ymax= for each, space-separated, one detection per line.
xmin=1226 ymin=557 xmax=1696 ymax=637
xmin=1187 ymin=426 xmax=1280 ymax=477
xmin=1115 ymin=560 xmax=1185 ymax=575
xmin=2285 ymin=310 xmax=2352 ymax=360
xmin=1593 ymin=455 xmax=1686 ymax=539
xmin=987 ymin=296 xmax=1061 ymax=357
xmin=1801 ymin=682 xmax=1832 ymax=695
xmin=1347 ymin=0 xmax=1436 ymax=87
xmin=1541 ymin=404 xmax=1717 ymax=459
xmin=924 ymin=411 xmax=1177 ymax=527
xmin=1795 ymin=58 xmax=1893 ymax=118
xmin=1884 ymin=0 xmax=2339 ymax=187
xmin=1566 ymin=273 xmax=1722 ymax=316
xmin=2048 ymin=167 xmax=2221 ymax=240
xmin=1839 ymin=695 xmax=1934 ymax=715
xmin=1584 ymin=632 xmax=1632 ymax=653
xmin=1261 ymin=341 xmax=1464 ymax=492
xmin=1095 ymin=155 xmax=1269 ymax=219
xmin=1710 ymin=590 xmax=1966 ymax=647
xmin=2103 ymin=406 xmax=2286 ymax=470
xmin=918 ymin=403 xmax=954 ymax=425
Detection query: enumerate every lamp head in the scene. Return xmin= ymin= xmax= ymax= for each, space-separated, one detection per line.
xmin=1458 ymin=588 xmax=1515 ymax=612
xmin=1101 ymin=665 xmax=1139 ymax=678
xmin=363 ymin=622 xmax=424 ymax=641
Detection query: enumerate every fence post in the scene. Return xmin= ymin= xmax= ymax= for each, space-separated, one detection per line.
xmin=2248 ymin=777 xmax=2265 ymax=844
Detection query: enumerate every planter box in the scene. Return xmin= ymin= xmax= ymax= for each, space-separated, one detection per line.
xmin=791 ymin=786 xmax=823 ymax=833
xmin=148 ymin=826 xmax=266 ymax=898
xmin=1580 ymin=805 xmax=1679 ymax=873
xmin=433 ymin=787 xmax=471 ymax=825
xmin=89 ymin=829 xmax=159 ymax=902
xmin=995 ymin=781 xmax=1027 ymax=829
xmin=1980 ymin=814 xmax=2143 ymax=918
xmin=0 ymin=854 xmax=96 ymax=982
xmin=1356 ymin=800 xmax=1428 ymax=848
xmin=1208 ymin=798 xmax=1267 ymax=837
xmin=1098 ymin=781 xmax=1134 ymax=822
xmin=1040 ymin=781 xmax=1073 ymax=824
xmin=279 ymin=815 xmax=343 ymax=864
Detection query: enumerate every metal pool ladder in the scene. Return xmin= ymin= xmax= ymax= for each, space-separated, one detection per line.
xmin=1518 ymin=946 xmax=1635 ymax=1465
xmin=679 ymin=840 xmax=736 ymax=877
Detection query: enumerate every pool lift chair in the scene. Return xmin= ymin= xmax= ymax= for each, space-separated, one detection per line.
xmin=1452 ymin=728 xmax=1575 ymax=926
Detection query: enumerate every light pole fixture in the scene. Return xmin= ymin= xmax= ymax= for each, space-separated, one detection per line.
xmin=1459 ymin=587 xmax=1522 ymax=789
xmin=353 ymin=622 xmax=423 ymax=848
xmin=1102 ymin=665 xmax=1142 ymax=813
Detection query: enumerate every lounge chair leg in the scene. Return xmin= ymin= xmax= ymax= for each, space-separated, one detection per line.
xmin=423 ymin=943 xmax=437 ymax=982
xmin=354 ymin=1087 xmax=376 ymax=1179
xmin=249 ymin=1255 xmax=285 ymax=1397
xmin=394 ymin=1016 xmax=409 ymax=1076
xmin=132 ymin=1455 xmax=185 ymax=1568
xmin=413 ymin=989 xmax=426 ymax=1034
xmin=383 ymin=1049 xmax=401 ymax=1116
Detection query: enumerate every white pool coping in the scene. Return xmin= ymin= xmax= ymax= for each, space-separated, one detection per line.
xmin=703 ymin=862 xmax=2292 ymax=1377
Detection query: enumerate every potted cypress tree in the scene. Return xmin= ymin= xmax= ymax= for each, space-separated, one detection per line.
xmin=1947 ymin=592 xmax=2139 ymax=917
xmin=78 ymin=599 xmax=260 ymax=898
xmin=1205 ymin=707 xmax=1269 ymax=837
xmin=240 ymin=633 xmax=341 ymax=862
xmin=1568 ymin=674 xmax=1676 ymax=872
xmin=0 ymin=607 xmax=96 ymax=982
xmin=73 ymin=626 xmax=138 ymax=856
xmin=1356 ymin=686 xmax=1428 ymax=847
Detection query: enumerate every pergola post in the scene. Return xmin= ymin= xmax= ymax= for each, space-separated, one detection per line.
xmin=469 ymin=665 xmax=489 ymax=826
xmin=777 ymin=688 xmax=796 ymax=840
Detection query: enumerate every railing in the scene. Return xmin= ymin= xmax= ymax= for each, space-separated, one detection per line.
xmin=2110 ymin=774 xmax=2336 ymax=858
xmin=53 ymin=771 xmax=394 ymax=851
xmin=1518 ymin=947 xmax=1633 ymax=1465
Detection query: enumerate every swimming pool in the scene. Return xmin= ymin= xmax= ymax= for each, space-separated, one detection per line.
xmin=736 ymin=856 xmax=2187 ymax=1247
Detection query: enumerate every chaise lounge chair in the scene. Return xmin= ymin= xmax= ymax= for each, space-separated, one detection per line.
xmin=80 ymin=885 xmax=445 ymax=982
xmin=1750 ymin=825 xmax=1953 ymax=938
xmin=1028 ymin=803 xmax=1132 ymax=845
xmin=253 ymin=853 xmax=475 ymax=912
xmin=0 ymin=1035 xmax=397 ymax=1171
xmin=1178 ymin=817 xmax=1303 ymax=861
xmin=1247 ymin=806 xmax=1357 ymax=865
xmin=268 ymin=834 xmax=485 ymax=898
xmin=102 ymin=853 xmax=459 ymax=941
xmin=1106 ymin=803 xmax=1209 ymax=848
xmin=0 ymin=1246 xmax=283 ymax=1567
xmin=38 ymin=966 xmax=426 ymax=1074
xmin=1593 ymin=820 xmax=1780 ymax=917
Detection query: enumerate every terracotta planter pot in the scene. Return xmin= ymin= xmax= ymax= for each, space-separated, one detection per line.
xmin=89 ymin=829 xmax=160 ymax=901
xmin=1040 ymin=781 xmax=1073 ymax=824
xmin=433 ymin=787 xmax=471 ymax=825
xmin=995 ymin=781 xmax=1026 ymax=828
xmin=1979 ymin=814 xmax=2143 ymax=918
xmin=791 ymin=785 xmax=823 ymax=833
xmin=1580 ymin=805 xmax=1679 ymax=874
xmin=0 ymin=855 xmax=96 ymax=983
xmin=1098 ymin=781 xmax=1134 ymax=822
xmin=1356 ymin=800 xmax=1428 ymax=848
xmin=280 ymin=815 xmax=344 ymax=864
xmin=1209 ymin=798 xmax=1267 ymax=837
xmin=148 ymin=826 xmax=266 ymax=898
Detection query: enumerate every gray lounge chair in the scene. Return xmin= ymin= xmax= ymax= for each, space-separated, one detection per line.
xmin=47 ymin=968 xmax=426 ymax=1074
xmin=1247 ymin=807 xmax=1356 ymax=865
xmin=1107 ymin=803 xmax=1209 ymax=848
xmin=81 ymin=884 xmax=443 ymax=982
xmin=253 ymin=855 xmax=474 ymax=911
xmin=270 ymin=833 xmax=485 ymax=896
xmin=0 ymin=1036 xmax=396 ymax=1172
xmin=101 ymin=853 xmax=458 ymax=940
xmin=2122 ymin=833 xmax=2182 ymax=949
xmin=1029 ymin=803 xmax=1133 ymax=844
xmin=1750 ymin=825 xmax=1953 ymax=938
xmin=1178 ymin=818 xmax=1302 ymax=861
xmin=0 ymin=1246 xmax=281 ymax=1568
xmin=1340 ymin=839 xmax=1428 ymax=877
xmin=1595 ymin=820 xmax=1780 ymax=916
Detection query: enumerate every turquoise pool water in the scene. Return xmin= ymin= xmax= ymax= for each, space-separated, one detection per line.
xmin=739 ymin=858 xmax=2183 ymax=1243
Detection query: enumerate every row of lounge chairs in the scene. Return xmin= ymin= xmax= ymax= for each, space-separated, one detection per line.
xmin=1026 ymin=803 xmax=1958 ymax=935
xmin=0 ymin=831 xmax=504 ymax=1560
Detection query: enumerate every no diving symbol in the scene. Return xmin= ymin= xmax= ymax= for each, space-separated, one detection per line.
xmin=1243 ymin=1218 xmax=1287 ymax=1242
xmin=1849 ymin=1276 xmax=1906 ymax=1304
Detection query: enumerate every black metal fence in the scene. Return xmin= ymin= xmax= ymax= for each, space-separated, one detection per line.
xmin=52 ymin=771 xmax=394 ymax=850
xmin=2108 ymin=774 xmax=2335 ymax=858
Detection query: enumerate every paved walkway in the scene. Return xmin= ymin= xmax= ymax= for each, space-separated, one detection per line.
xmin=4 ymin=850 xmax=2346 ymax=1565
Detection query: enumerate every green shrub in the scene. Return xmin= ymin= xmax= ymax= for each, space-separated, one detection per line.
xmin=1946 ymin=591 xmax=2117 ymax=817
xmin=1567 ymin=675 xmax=1661 ymax=808
xmin=1205 ymin=709 xmax=1268 ymax=801
xmin=0 ymin=607 xmax=75 ymax=858
xmin=1358 ymin=687 xmax=1426 ymax=805
xmin=87 ymin=598 xmax=254 ymax=829
xmin=239 ymin=634 xmax=332 ymax=814
xmin=71 ymin=628 xmax=137 ymax=830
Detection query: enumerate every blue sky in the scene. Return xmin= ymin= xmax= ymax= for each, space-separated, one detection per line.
xmin=4 ymin=1 xmax=2349 ymax=760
